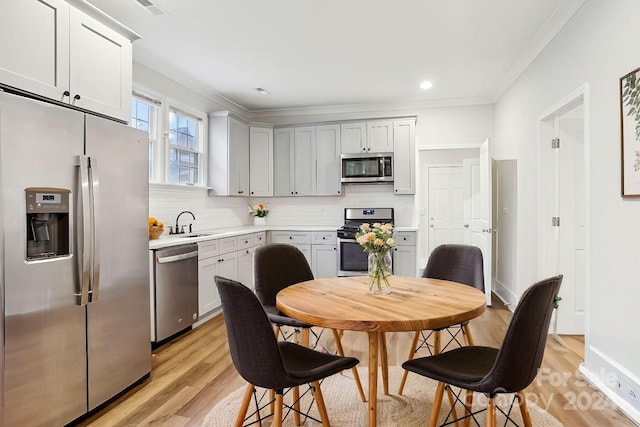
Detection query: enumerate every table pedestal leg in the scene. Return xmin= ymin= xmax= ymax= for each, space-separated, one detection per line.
xmin=368 ymin=332 xmax=378 ymax=427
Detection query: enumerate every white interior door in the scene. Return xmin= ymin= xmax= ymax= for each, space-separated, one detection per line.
xmin=540 ymin=99 xmax=586 ymax=335
xmin=427 ymin=166 xmax=465 ymax=254
xmin=463 ymin=140 xmax=493 ymax=305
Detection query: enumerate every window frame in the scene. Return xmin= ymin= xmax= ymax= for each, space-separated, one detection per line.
xmin=130 ymin=88 xmax=208 ymax=187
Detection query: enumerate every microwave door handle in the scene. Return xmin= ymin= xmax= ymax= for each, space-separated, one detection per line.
xmin=76 ymin=156 xmax=90 ymax=306
xmin=89 ymin=157 xmax=101 ymax=302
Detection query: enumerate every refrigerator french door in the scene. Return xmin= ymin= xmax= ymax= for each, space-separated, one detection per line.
xmin=0 ymin=92 xmax=151 ymax=426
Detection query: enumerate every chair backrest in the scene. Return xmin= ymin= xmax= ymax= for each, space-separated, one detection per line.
xmin=254 ymin=244 xmax=314 ymax=308
xmin=479 ymin=275 xmax=563 ymax=394
xmin=214 ymin=275 xmax=291 ymax=389
xmin=423 ymin=244 xmax=484 ymax=291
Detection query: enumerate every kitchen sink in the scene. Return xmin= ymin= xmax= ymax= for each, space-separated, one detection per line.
xmin=168 ymin=233 xmax=213 ymax=238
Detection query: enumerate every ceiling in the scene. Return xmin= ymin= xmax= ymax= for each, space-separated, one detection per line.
xmin=85 ymin=0 xmax=584 ymax=113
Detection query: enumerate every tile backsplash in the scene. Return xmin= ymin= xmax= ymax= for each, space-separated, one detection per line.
xmin=149 ymin=184 xmax=415 ymax=232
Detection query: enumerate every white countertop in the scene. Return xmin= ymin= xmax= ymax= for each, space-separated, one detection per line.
xmin=148 ymin=224 xmax=419 ymax=250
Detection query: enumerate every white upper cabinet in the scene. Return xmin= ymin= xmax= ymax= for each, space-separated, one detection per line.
xmin=274 ymin=128 xmax=295 ymax=196
xmin=68 ymin=7 xmax=132 ymax=121
xmin=341 ymin=120 xmax=394 ymax=154
xmin=0 ymin=0 xmax=134 ymax=122
xmin=249 ymin=126 xmax=273 ymax=197
xmin=315 ymin=124 xmax=342 ymax=196
xmin=340 ymin=122 xmax=367 ymax=154
xmin=293 ymin=126 xmax=316 ymax=196
xmin=209 ymin=113 xmax=250 ymax=196
xmin=393 ymin=119 xmax=416 ymax=195
xmin=366 ymin=120 xmax=394 ymax=153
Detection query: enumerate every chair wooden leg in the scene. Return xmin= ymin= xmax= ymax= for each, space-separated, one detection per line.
xmin=463 ymin=389 xmax=474 ymax=427
xmin=518 ymin=391 xmax=533 ymax=427
xmin=445 ymin=386 xmax=459 ymax=427
xmin=331 ymin=329 xmax=366 ymax=402
xmin=434 ymin=330 xmax=442 ymax=354
xmin=311 ymin=380 xmax=331 ymax=426
xmin=429 ymin=382 xmax=446 ymax=427
xmin=274 ymin=391 xmax=284 ymax=427
xmin=292 ymin=384 xmax=301 ymax=426
xmin=235 ymin=384 xmax=254 ymax=427
xmin=274 ymin=325 xmax=281 ymax=339
xmin=300 ymin=328 xmax=310 ymax=347
xmin=398 ymin=330 xmax=420 ymax=395
xmin=487 ymin=397 xmax=496 ymax=427
xmin=462 ymin=324 xmax=474 ymax=346
xmin=379 ymin=331 xmax=389 ymax=395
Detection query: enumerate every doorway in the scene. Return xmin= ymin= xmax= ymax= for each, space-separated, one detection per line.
xmin=538 ymin=85 xmax=589 ymax=336
xmin=418 ymin=143 xmax=493 ymax=306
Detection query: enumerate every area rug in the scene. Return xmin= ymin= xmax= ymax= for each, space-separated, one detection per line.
xmin=203 ymin=367 xmax=563 ymax=426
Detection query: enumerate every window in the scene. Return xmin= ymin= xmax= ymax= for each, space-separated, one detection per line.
xmin=168 ymin=109 xmax=201 ymax=185
xmin=131 ymin=94 xmax=160 ymax=179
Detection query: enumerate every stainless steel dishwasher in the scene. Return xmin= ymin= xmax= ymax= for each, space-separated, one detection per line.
xmin=153 ymin=243 xmax=198 ymax=343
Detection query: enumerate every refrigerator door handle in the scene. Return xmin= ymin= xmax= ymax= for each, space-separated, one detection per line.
xmin=77 ymin=155 xmax=91 ymax=306
xmin=89 ymin=157 xmax=101 ymax=302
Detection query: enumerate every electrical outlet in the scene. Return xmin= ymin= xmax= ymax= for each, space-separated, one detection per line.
xmin=628 ymin=387 xmax=640 ymax=411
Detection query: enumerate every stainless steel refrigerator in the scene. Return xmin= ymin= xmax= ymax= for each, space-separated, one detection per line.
xmin=0 ymin=92 xmax=151 ymax=426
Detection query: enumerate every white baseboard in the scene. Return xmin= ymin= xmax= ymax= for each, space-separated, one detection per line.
xmin=493 ymin=278 xmax=517 ymax=309
xmin=580 ymin=346 xmax=640 ymax=424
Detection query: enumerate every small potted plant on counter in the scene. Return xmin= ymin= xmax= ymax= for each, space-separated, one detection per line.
xmin=249 ymin=203 xmax=269 ymax=226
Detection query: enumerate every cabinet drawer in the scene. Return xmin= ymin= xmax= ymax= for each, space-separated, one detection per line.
xmin=395 ymin=231 xmax=417 ymax=246
xmin=219 ymin=236 xmax=238 ymax=254
xmin=270 ymin=231 xmax=311 ymax=245
xmin=312 ymin=232 xmax=337 ymax=245
xmin=198 ymin=239 xmax=220 ymax=260
xmin=252 ymin=231 xmax=266 ymax=246
xmin=237 ymin=234 xmax=254 ymax=250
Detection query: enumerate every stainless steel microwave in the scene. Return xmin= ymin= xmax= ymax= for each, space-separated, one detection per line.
xmin=341 ymin=153 xmax=393 ymax=183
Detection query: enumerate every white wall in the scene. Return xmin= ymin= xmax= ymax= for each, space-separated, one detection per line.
xmin=494 ymin=0 xmax=640 ymax=417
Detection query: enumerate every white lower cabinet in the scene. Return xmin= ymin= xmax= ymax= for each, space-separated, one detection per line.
xmin=393 ymin=231 xmax=417 ymax=277
xmin=236 ymin=231 xmax=265 ymax=290
xmin=198 ymin=236 xmax=237 ymax=317
xmin=311 ymin=232 xmax=337 ymax=278
xmin=268 ymin=231 xmax=312 ymax=266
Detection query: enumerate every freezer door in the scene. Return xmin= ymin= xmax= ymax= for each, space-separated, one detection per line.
xmin=84 ymin=114 xmax=151 ymax=410
xmin=1 ymin=93 xmax=87 ymax=426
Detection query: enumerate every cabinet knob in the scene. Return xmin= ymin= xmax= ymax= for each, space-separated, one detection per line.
xmin=73 ymin=94 xmax=81 ymax=101
xmin=62 ymin=90 xmax=70 ymax=97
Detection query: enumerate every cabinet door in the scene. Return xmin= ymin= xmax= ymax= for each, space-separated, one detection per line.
xmin=316 ymin=124 xmax=342 ymax=196
xmin=0 ymin=0 xmax=70 ymax=101
xmin=69 ymin=7 xmax=132 ymax=122
xmin=367 ymin=120 xmax=394 ymax=153
xmin=393 ymin=245 xmax=417 ymax=277
xmin=237 ymin=247 xmax=255 ymax=290
xmin=249 ymin=126 xmax=273 ymax=197
xmin=293 ymin=126 xmax=316 ymax=196
xmin=274 ymin=128 xmax=294 ymax=196
xmin=340 ymin=122 xmax=367 ymax=154
xmin=312 ymin=245 xmax=338 ymax=279
xmin=393 ymin=119 xmax=416 ymax=195
xmin=198 ymin=257 xmax=220 ymax=316
xmin=228 ymin=118 xmax=249 ymax=195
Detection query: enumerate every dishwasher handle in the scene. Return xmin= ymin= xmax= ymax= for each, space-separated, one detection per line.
xmin=156 ymin=250 xmax=198 ymax=264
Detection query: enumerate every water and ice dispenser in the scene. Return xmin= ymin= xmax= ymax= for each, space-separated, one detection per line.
xmin=25 ymin=188 xmax=70 ymax=260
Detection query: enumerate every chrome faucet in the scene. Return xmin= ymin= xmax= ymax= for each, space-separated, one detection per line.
xmin=173 ymin=210 xmax=196 ymax=234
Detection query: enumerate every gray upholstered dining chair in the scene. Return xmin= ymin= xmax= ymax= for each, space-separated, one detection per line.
xmin=215 ymin=275 xmax=360 ymax=427
xmin=401 ymin=275 xmax=562 ymax=427
xmin=398 ymin=244 xmax=485 ymax=395
xmin=254 ymin=243 xmax=366 ymax=402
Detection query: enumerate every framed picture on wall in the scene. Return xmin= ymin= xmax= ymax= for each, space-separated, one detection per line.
xmin=620 ymin=66 xmax=640 ymax=197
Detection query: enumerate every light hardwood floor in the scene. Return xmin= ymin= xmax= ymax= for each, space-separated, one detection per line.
xmin=77 ymin=295 xmax=637 ymax=426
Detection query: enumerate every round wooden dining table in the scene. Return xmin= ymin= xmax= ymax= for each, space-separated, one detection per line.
xmin=276 ymin=275 xmax=487 ymax=427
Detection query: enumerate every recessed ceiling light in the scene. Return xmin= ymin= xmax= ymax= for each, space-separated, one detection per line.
xmin=255 ymin=87 xmax=271 ymax=95
xmin=419 ymin=81 xmax=433 ymax=90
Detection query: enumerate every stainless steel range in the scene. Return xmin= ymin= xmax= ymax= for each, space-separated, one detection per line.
xmin=337 ymin=208 xmax=394 ymax=276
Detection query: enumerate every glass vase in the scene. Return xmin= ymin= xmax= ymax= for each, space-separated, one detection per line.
xmin=368 ymin=251 xmax=392 ymax=295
